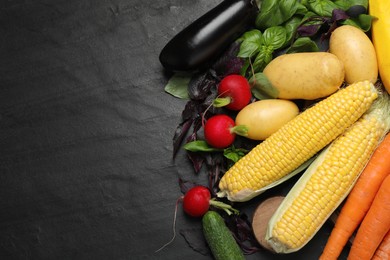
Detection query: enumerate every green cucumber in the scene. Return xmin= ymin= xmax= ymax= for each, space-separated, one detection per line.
xmin=202 ymin=211 xmax=245 ymax=260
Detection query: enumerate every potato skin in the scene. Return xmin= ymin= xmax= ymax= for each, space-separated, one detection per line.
xmin=235 ymin=99 xmax=299 ymax=141
xmin=263 ymin=52 xmax=344 ymax=100
xmin=329 ymin=25 xmax=378 ymax=84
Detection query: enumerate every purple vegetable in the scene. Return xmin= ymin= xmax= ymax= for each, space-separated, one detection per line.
xmin=159 ymin=0 xmax=258 ymax=72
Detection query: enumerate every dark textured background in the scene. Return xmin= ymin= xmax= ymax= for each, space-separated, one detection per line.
xmin=0 ymin=0 xmax=349 ymax=259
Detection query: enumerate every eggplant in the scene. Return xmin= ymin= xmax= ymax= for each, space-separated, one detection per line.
xmin=159 ymin=0 xmax=259 ymax=72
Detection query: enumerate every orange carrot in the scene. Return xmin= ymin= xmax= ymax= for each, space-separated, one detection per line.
xmin=320 ymin=133 xmax=390 ymax=260
xmin=372 ymin=230 xmax=390 ymax=260
xmin=347 ymin=174 xmax=390 ymax=260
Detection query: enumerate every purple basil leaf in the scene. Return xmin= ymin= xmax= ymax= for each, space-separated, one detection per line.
xmin=225 ymin=214 xmax=262 ymax=255
xmin=188 ymin=72 xmax=216 ymax=100
xmin=180 ymin=228 xmax=210 ymax=256
xmin=208 ymin=68 xmax=219 ymax=81
xmin=173 ymin=99 xmax=206 ymax=159
xmin=184 ymin=125 xmax=205 ymax=173
xmin=212 ymin=41 xmax=245 ymax=77
xmin=316 ymin=9 xmax=347 ymax=41
xmin=239 ymin=242 xmax=261 ymax=255
xmin=321 ymin=21 xmax=339 ymax=41
xmin=297 ymin=24 xmax=323 ymax=37
xmin=173 ymin=119 xmax=194 ymax=159
xmin=332 ymin=9 xmax=349 ymax=22
xmin=192 ymin=116 xmax=203 ymax=136
xmin=178 ymin=178 xmax=197 ymax=194
xmin=204 ymin=153 xmax=225 ymax=195
xmin=186 ymin=124 xmax=198 ymax=144
xmin=225 ymin=57 xmax=245 ymax=77
xmin=200 ymin=88 xmax=220 ymax=115
xmin=186 ymin=151 xmax=205 ymax=173
xmin=235 ymin=215 xmax=254 ymax=240
xmin=182 ymin=100 xmax=198 ymax=121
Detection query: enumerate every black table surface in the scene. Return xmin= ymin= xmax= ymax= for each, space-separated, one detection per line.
xmin=0 ymin=0 xmax=350 ymax=259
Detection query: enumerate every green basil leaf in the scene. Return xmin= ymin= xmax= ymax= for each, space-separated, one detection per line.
xmin=342 ymin=14 xmax=374 ymax=32
xmin=341 ymin=18 xmax=359 ymax=27
xmin=302 ymin=11 xmax=319 ymax=22
xmin=261 ymin=26 xmax=287 ymax=50
xmin=334 ymin=0 xmax=368 ymax=10
xmin=286 ymin=37 xmax=319 ymax=53
xmin=255 ymin=0 xmax=299 ymax=30
xmin=296 ymin=2 xmax=309 ymax=15
xmin=164 ymin=73 xmax=191 ymax=99
xmin=183 ymin=140 xmax=221 ymax=152
xmin=253 ymin=46 xmax=273 ymax=72
xmin=237 ymin=29 xmax=263 ymax=58
xmin=240 ymin=60 xmax=251 ymax=76
xmin=224 ymin=146 xmax=249 ymax=163
xmin=305 ymin=0 xmax=339 ymax=17
xmin=238 ymin=28 xmax=263 ymax=42
xmin=283 ymin=16 xmax=302 ymax=47
xmin=249 ymin=72 xmax=279 ymax=100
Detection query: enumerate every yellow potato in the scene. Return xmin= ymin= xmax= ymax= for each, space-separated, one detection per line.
xmin=235 ymin=99 xmax=299 ymax=141
xmin=263 ymin=52 xmax=344 ymax=100
xmin=329 ymin=25 xmax=378 ymax=84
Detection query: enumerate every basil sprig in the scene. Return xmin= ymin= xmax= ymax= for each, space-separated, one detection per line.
xmin=238 ymin=26 xmax=287 ymax=72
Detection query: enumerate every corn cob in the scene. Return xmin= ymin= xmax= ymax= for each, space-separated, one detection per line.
xmin=265 ymin=91 xmax=390 ymax=253
xmin=217 ymin=81 xmax=378 ymax=202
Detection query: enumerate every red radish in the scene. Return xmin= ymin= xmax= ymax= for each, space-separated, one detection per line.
xmin=214 ymin=74 xmax=252 ymax=111
xmin=182 ymin=186 xmax=211 ymax=217
xmin=182 ymin=186 xmax=239 ymax=217
xmin=204 ymin=114 xmax=248 ymax=149
xmin=156 ymin=185 xmax=238 ymax=252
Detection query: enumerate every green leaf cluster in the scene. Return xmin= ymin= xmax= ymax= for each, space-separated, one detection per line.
xmin=238 ymin=0 xmax=373 ymax=76
xmin=255 ymin=0 xmax=370 ymax=32
xmin=237 ymin=26 xmax=287 ymax=72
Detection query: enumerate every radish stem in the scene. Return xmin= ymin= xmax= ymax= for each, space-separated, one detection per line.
xmin=213 ymin=96 xmax=232 ymax=107
xmin=231 ymin=125 xmax=249 ymax=137
xmin=209 ymin=199 xmax=239 ymax=215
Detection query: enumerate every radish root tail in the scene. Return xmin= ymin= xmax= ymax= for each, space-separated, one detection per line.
xmin=155 ymin=196 xmax=184 ymax=253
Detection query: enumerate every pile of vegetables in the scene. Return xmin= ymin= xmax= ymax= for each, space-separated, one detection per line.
xmin=158 ymin=0 xmax=390 ymax=259
xmin=320 ymin=134 xmax=390 ymax=259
